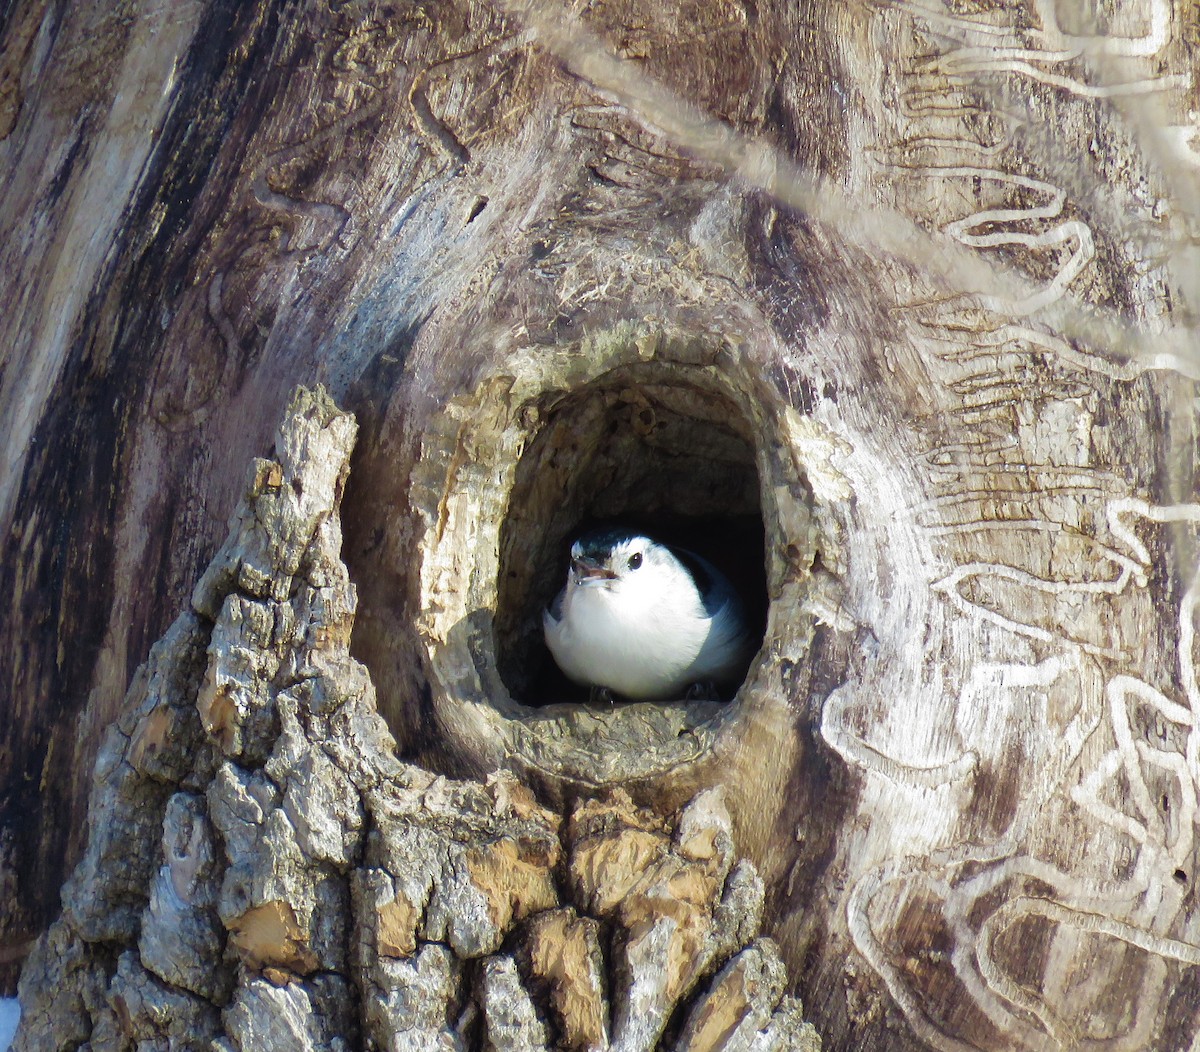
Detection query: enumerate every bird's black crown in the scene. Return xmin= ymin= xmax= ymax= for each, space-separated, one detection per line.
xmin=569 ymin=525 xmax=715 ymax=595
xmin=572 ymin=525 xmax=643 ymax=562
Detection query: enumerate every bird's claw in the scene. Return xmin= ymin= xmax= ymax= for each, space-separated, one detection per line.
xmin=684 ymin=680 xmax=720 ymax=701
xmin=589 ymin=685 xmax=617 ymax=705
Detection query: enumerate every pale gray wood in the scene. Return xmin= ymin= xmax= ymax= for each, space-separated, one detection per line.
xmin=14 ymin=389 xmax=810 ymax=1050
xmin=1 ymin=0 xmax=1197 ymax=1047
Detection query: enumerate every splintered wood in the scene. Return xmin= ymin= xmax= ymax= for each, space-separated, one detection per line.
xmin=14 ymin=388 xmax=818 ymax=1052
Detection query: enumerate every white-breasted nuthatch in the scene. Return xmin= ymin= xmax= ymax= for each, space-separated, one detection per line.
xmin=542 ymin=526 xmax=753 ymax=701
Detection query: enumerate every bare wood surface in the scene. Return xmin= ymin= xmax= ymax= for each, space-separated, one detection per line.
xmin=2 ymin=0 xmax=1199 ymax=1048
xmin=14 ymin=388 xmax=818 ymax=1051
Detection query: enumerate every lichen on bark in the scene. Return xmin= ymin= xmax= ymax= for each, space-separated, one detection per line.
xmin=15 ymin=386 xmax=818 ymax=1051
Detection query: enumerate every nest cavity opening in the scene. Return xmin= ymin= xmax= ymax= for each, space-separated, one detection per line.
xmin=495 ymin=366 xmax=768 ymax=705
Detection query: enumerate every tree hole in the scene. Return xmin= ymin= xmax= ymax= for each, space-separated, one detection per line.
xmin=494 ymin=365 xmax=768 ymax=706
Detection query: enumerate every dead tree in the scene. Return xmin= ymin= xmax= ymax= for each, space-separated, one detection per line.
xmin=2 ymin=0 xmax=1198 ymax=1048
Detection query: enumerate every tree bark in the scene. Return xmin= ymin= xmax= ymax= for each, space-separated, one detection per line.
xmin=3 ymin=0 xmax=1199 ymax=1049
xmin=14 ymin=387 xmax=821 ymax=1050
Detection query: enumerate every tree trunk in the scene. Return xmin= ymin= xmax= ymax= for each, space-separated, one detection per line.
xmin=3 ymin=0 xmax=1198 ymax=1049
xmin=14 ymin=386 xmax=823 ymax=1050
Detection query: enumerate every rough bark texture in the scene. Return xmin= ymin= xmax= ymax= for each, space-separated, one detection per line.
xmin=3 ymin=0 xmax=1199 ymax=1049
xmin=14 ymin=387 xmax=820 ymax=1051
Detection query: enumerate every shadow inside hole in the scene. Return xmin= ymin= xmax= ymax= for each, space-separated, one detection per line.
xmin=496 ymin=368 xmax=768 ymax=706
xmin=525 ymin=512 xmax=767 ymax=705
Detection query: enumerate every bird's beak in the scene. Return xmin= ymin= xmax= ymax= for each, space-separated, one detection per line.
xmin=571 ymin=557 xmax=616 ymax=583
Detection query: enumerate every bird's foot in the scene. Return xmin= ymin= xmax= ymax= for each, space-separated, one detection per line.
xmin=589 ymin=685 xmax=617 ymax=705
xmin=684 ymin=680 xmax=721 ymax=701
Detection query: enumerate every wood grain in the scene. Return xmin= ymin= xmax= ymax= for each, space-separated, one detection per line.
xmin=2 ymin=0 xmax=1198 ymax=1047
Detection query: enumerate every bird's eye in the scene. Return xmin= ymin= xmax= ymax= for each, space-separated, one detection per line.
xmin=627 ymin=552 xmax=643 ymax=570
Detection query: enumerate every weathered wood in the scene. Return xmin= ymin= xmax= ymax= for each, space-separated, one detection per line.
xmin=2 ymin=0 xmax=1199 ymax=1048
xmin=14 ymin=389 xmax=818 ymax=1050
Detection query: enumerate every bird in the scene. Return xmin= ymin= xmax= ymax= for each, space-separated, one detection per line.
xmin=542 ymin=526 xmax=753 ymax=701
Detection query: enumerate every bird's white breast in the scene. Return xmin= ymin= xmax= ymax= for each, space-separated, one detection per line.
xmin=544 ymin=572 xmax=717 ymax=700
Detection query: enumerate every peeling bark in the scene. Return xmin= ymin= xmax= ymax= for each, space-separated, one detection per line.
xmin=3 ymin=0 xmax=1200 ymax=1048
xmin=15 ymin=388 xmax=818 ymax=1051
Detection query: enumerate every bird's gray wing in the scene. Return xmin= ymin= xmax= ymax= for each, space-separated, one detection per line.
xmin=669 ymin=545 xmax=752 ymax=668
xmin=546 ymin=586 xmax=565 ymax=622
xmin=667 ymin=546 xmax=733 ymax=617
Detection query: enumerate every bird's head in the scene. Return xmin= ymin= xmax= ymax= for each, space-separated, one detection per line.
xmin=567 ymin=528 xmax=691 ymax=601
